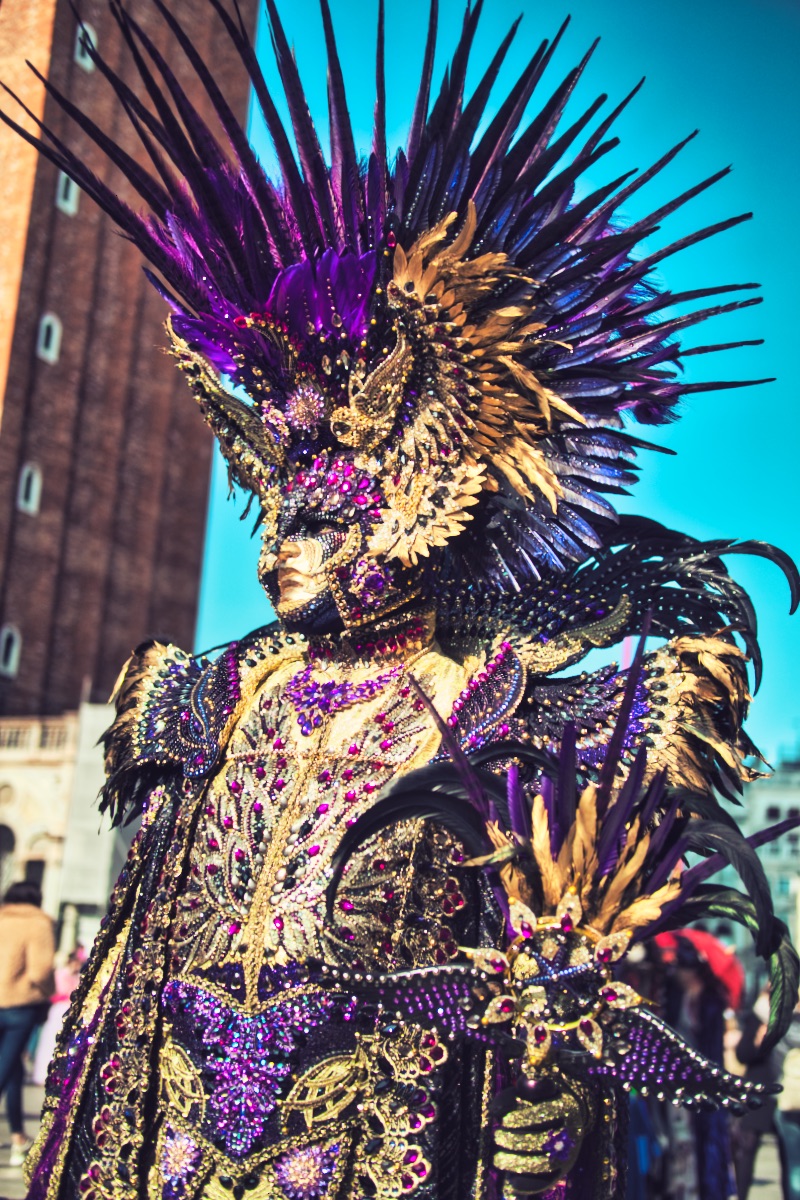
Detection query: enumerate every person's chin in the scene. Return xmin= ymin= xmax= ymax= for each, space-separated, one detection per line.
xmin=276 ymin=585 xmax=318 ymax=616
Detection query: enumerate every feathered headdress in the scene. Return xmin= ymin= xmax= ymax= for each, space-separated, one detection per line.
xmin=0 ymin=0 xmax=772 ymax=594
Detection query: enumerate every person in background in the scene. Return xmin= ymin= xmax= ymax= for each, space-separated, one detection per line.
xmin=774 ymin=996 xmax=800 ymax=1200
xmin=32 ymin=947 xmax=85 ymax=1087
xmin=732 ymin=984 xmax=781 ymax=1199
xmin=0 ymin=881 xmax=55 ymax=1168
xmin=663 ymin=935 xmax=737 ymax=1199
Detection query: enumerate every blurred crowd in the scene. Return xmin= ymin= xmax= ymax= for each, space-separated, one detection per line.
xmin=626 ymin=930 xmax=800 ymax=1200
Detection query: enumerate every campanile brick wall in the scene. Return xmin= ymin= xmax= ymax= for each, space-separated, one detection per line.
xmin=0 ymin=0 xmax=258 ymax=715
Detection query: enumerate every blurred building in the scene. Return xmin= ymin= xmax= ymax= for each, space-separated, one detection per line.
xmin=0 ymin=0 xmax=257 ymax=927
xmin=713 ymin=758 xmax=800 ymax=995
xmin=744 ymin=759 xmax=800 ymax=939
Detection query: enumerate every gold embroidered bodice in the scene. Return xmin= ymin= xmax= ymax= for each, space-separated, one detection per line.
xmin=170 ymin=639 xmax=472 ymax=1004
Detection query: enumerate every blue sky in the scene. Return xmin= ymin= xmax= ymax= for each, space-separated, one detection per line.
xmin=195 ymin=0 xmax=800 ymax=762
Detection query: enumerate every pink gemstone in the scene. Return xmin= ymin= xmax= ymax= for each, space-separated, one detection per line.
xmin=308 ymin=845 xmax=320 ymax=857
xmin=234 ymin=849 xmax=245 ymax=862
xmin=228 ymin=922 xmax=240 ymax=936
xmin=363 ymin=782 xmax=376 ymax=793
xmin=273 ymin=916 xmax=284 ymax=931
xmin=274 ymin=737 xmax=285 ymax=749
xmin=380 ymin=739 xmax=393 ymax=751
xmin=345 ymin=790 xmax=357 ymax=802
xmin=340 ymin=899 xmax=354 ymax=912
xmin=316 ymin=803 xmax=330 ymax=815
xmin=253 ymin=801 xmax=263 ymax=814
xmin=206 ymin=864 xmax=218 ymax=876
xmin=342 ymin=769 xmax=354 ymax=781
xmin=274 ymin=778 xmax=286 ymax=790
xmin=348 ymin=744 xmax=360 ymax=755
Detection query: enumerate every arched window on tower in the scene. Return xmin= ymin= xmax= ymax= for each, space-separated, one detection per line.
xmin=36 ymin=313 xmax=62 ymax=364
xmin=0 ymin=626 xmax=21 ymax=679
xmin=55 ymin=171 xmax=80 ymax=216
xmin=74 ymin=22 xmax=97 ymax=71
xmin=17 ymin=463 xmax=42 ymax=515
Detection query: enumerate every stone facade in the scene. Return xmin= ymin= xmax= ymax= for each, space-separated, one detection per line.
xmin=0 ymin=704 xmax=136 ymax=947
xmin=0 ymin=0 xmax=258 ymax=717
xmin=0 ymin=711 xmax=78 ymax=914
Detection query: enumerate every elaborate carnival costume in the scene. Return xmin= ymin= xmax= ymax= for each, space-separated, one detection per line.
xmin=4 ymin=3 xmax=799 ymax=1197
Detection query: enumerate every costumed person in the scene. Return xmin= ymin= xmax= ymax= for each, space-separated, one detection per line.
xmin=3 ymin=3 xmax=800 ymax=1197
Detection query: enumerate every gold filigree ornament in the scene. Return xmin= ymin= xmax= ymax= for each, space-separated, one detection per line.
xmin=280 ymin=1045 xmax=371 ymax=1133
xmin=160 ymin=1039 xmax=206 ymax=1122
xmin=471 ymin=907 xmax=640 ymax=1073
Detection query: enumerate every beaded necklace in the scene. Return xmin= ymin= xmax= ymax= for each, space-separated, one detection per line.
xmin=284 ymin=662 xmax=406 ymax=735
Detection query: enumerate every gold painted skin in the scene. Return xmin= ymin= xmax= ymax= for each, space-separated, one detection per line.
xmin=273 ymin=539 xmax=330 ymax=617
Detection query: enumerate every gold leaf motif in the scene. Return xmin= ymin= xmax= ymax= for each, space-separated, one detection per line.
xmin=482 ymin=995 xmax=518 ymax=1024
xmin=555 ymin=890 xmax=584 ymax=931
xmin=508 ymin=896 xmax=538 ymax=937
xmin=523 ymin=1021 xmax=552 ymax=1066
xmin=594 ymin=929 xmax=633 ymax=964
xmin=601 ymin=982 xmax=641 ymax=1009
xmin=459 ymin=946 xmax=509 ymax=974
xmin=575 ymin=1017 xmax=604 ymax=1059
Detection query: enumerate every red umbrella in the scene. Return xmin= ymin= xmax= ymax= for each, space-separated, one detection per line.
xmin=655 ymin=929 xmax=745 ymax=1010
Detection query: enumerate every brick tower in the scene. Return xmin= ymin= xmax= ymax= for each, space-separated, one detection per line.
xmin=0 ymin=0 xmax=258 ymax=716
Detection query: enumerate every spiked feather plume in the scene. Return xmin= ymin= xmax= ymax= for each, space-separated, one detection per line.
xmin=0 ymin=0 xmax=776 ymax=584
